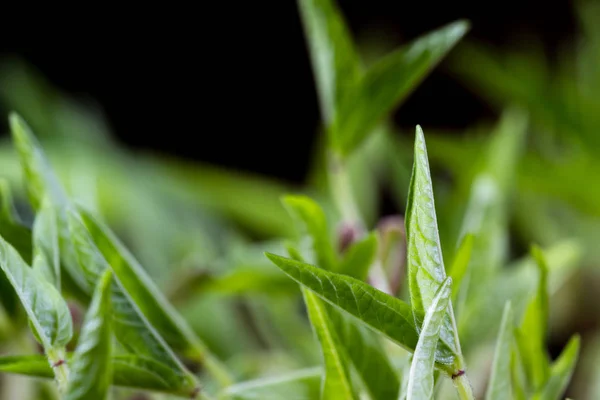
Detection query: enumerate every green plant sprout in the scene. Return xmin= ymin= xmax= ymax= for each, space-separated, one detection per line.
xmin=0 ymin=0 xmax=585 ymax=398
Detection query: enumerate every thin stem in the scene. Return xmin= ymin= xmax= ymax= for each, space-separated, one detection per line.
xmin=327 ymin=152 xmax=363 ymax=229
xmin=47 ymin=347 xmax=69 ymax=393
xmin=453 ymin=372 xmax=475 ymax=400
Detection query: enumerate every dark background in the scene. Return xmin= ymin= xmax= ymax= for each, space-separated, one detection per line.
xmin=0 ymin=1 xmax=576 ymax=183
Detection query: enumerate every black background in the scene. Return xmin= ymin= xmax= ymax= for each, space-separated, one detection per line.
xmin=0 ymin=0 xmax=576 ymax=183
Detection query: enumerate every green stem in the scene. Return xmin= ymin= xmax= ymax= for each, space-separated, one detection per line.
xmin=453 ymin=372 xmax=475 ymax=400
xmin=47 ymin=347 xmax=69 ymax=393
xmin=327 ymin=152 xmax=363 ymax=228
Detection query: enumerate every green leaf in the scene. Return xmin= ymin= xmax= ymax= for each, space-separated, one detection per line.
xmin=297 ymin=0 xmax=361 ymax=123
xmin=332 ymin=21 xmax=469 ymax=155
xmin=66 ymin=210 xmax=199 ymax=393
xmin=223 ymin=367 xmax=321 ymax=400
xmin=327 ymin=306 xmax=400 ymax=400
xmin=265 ymin=253 xmax=455 ymax=371
xmin=0 ymin=235 xmax=72 ymax=361
xmin=338 ymin=232 xmax=378 ymax=280
xmin=303 ymin=289 xmax=357 ymax=400
xmin=283 ymin=195 xmax=337 ymax=271
xmin=73 ymin=205 xmax=230 ymax=384
xmin=485 ymin=302 xmax=513 ymax=400
xmin=0 ymin=354 xmax=201 ymax=396
xmin=32 ymin=199 xmax=61 ymax=289
xmin=64 ymin=269 xmax=113 ymax=400
xmin=284 ymin=241 xmax=399 ymax=399
xmin=448 ymin=234 xmax=473 ymax=299
xmin=405 ymin=126 xmax=459 ymax=357
xmin=532 ymin=335 xmax=580 ymax=400
xmin=9 ymin=112 xmax=68 ymax=210
xmin=406 ymin=277 xmax=452 ymax=400
xmin=0 ymin=179 xmax=32 ymax=262
xmin=515 ymin=245 xmax=550 ymax=390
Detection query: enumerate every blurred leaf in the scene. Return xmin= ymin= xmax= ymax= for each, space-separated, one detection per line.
xmin=297 ymin=0 xmax=361 ymax=123
xmin=66 ymin=209 xmax=200 ymax=392
xmin=223 ymin=367 xmax=321 ymax=400
xmin=532 ymin=335 xmax=580 ymax=400
xmin=405 ymin=126 xmax=459 ymax=358
xmin=0 ymin=235 xmax=72 ymax=365
xmin=0 ymin=354 xmax=202 ymax=396
xmin=332 ymin=21 xmax=469 ymax=155
xmin=338 ymin=232 xmax=378 ymax=280
xmin=32 ymin=199 xmax=60 ymax=289
xmin=485 ymin=303 xmax=513 ymax=400
xmin=64 ymin=269 xmax=113 ymax=400
xmin=0 ymin=179 xmax=32 ymax=261
xmin=283 ymin=195 xmax=337 ymax=271
xmin=448 ymin=234 xmax=473 ymax=299
xmin=9 ymin=113 xmax=68 ymax=210
xmin=74 ymin=205 xmax=231 ymax=385
xmin=406 ymin=277 xmax=452 ymax=400
xmin=515 ymin=245 xmax=550 ymax=391
xmin=303 ymin=289 xmax=357 ymax=399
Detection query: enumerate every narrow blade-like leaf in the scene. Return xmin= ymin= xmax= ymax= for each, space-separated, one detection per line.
xmin=9 ymin=113 xmax=68 ymax=210
xmin=485 ymin=302 xmax=513 ymax=400
xmin=303 ymin=289 xmax=357 ymax=399
xmin=67 ymin=210 xmax=199 ymax=393
xmin=448 ymin=234 xmax=473 ymax=299
xmin=407 ymin=277 xmax=452 ymax=400
xmin=74 ymin=205 xmax=230 ymax=384
xmin=405 ymin=126 xmax=459 ymax=355
xmin=532 ymin=335 xmax=580 ymax=400
xmin=0 ymin=235 xmax=72 ymax=362
xmin=515 ymin=245 xmax=550 ymax=390
xmin=297 ymin=0 xmax=361 ymax=123
xmin=0 ymin=179 xmax=32 ymax=261
xmin=64 ymin=269 xmax=113 ymax=400
xmin=333 ymin=21 xmax=469 ymax=155
xmin=32 ymin=199 xmax=61 ymax=289
xmin=283 ymin=195 xmax=336 ymax=271
xmin=265 ymin=253 xmax=456 ymax=368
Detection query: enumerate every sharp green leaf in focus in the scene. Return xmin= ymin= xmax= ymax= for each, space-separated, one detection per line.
xmin=485 ymin=302 xmax=513 ymax=400
xmin=265 ymin=253 xmax=457 ymax=370
xmin=64 ymin=269 xmax=113 ymax=400
xmin=303 ymin=289 xmax=357 ymax=400
xmin=405 ymin=126 xmax=459 ymax=358
xmin=406 ymin=277 xmax=452 ymax=400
